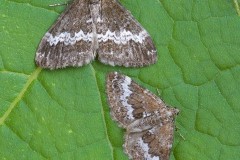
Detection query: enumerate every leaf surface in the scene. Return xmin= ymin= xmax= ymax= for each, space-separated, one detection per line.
xmin=0 ymin=0 xmax=240 ymax=159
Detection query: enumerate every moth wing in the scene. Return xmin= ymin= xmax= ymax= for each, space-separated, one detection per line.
xmin=35 ymin=1 xmax=94 ymax=69
xmin=124 ymin=122 xmax=176 ymax=160
xmin=106 ymin=72 xmax=166 ymax=128
xmin=97 ymin=0 xmax=157 ymax=67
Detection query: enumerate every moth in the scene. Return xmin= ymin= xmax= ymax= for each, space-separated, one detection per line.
xmin=106 ymin=72 xmax=179 ymax=160
xmin=35 ymin=0 xmax=157 ymax=69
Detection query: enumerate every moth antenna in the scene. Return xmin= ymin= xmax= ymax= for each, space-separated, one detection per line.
xmin=156 ymin=88 xmax=161 ymax=96
xmin=49 ymin=2 xmax=68 ymax=7
xmin=175 ymin=126 xmax=185 ymax=140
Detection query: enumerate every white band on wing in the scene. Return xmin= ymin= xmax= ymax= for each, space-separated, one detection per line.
xmin=45 ymin=29 xmax=149 ymax=46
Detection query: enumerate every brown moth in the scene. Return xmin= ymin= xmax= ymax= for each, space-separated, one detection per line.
xmin=35 ymin=0 xmax=157 ymax=69
xmin=106 ymin=72 xmax=179 ymax=160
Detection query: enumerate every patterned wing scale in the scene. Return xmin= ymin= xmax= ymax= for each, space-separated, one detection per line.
xmin=106 ymin=72 xmax=170 ymax=128
xmin=35 ymin=0 xmax=95 ymax=69
xmin=124 ymin=122 xmax=176 ymax=160
xmin=106 ymin=72 xmax=179 ymax=160
xmin=97 ymin=0 xmax=157 ymax=67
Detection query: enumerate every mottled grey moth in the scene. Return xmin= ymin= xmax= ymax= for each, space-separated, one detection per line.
xmin=35 ymin=0 xmax=157 ymax=69
xmin=106 ymin=72 xmax=179 ymax=160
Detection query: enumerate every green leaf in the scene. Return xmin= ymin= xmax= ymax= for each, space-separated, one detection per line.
xmin=1 ymin=0 xmax=240 ymax=159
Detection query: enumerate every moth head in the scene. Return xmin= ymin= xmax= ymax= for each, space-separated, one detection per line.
xmin=166 ymin=106 xmax=180 ymax=117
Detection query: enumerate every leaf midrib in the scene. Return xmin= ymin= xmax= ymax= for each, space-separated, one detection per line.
xmin=0 ymin=67 xmax=42 ymax=125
